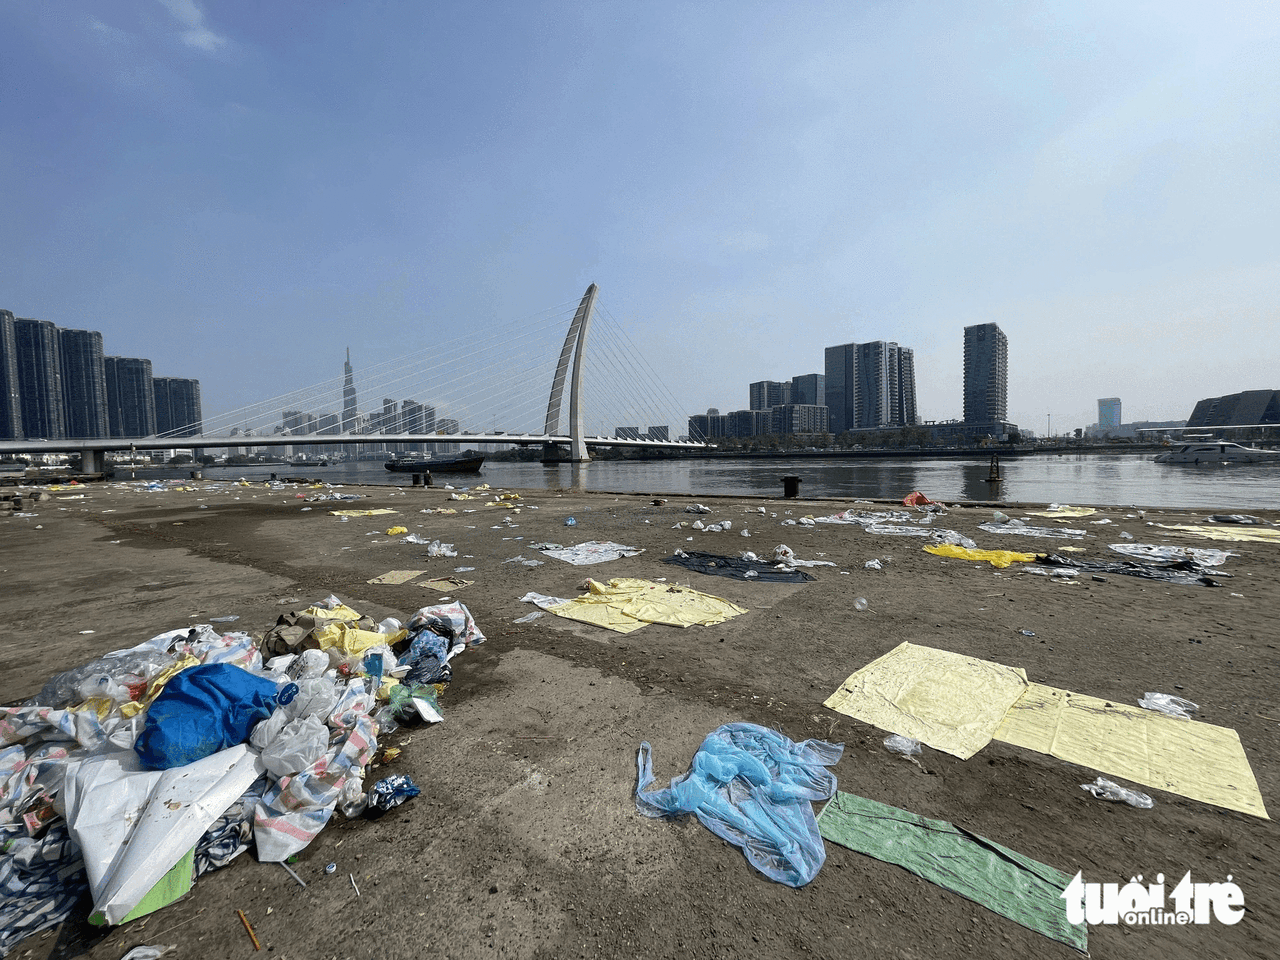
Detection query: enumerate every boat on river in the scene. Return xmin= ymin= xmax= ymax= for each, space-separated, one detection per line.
xmin=1154 ymin=441 xmax=1280 ymax=464
xmin=384 ymin=454 xmax=484 ymax=474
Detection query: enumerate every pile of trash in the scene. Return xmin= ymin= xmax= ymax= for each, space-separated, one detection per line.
xmin=0 ymin=595 xmax=486 ymax=955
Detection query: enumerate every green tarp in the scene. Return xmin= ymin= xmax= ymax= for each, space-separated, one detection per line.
xmin=817 ymin=792 xmax=1086 ymax=953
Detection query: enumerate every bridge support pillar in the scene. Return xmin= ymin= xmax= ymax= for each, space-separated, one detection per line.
xmin=80 ymin=448 xmax=106 ymax=475
xmin=544 ymin=284 xmax=597 ymax=463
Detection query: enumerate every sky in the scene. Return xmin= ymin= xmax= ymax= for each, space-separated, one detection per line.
xmin=4 ymin=0 xmax=1279 ymax=437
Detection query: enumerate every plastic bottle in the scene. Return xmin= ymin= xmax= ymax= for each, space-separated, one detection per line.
xmin=854 ymin=597 xmax=868 ymax=612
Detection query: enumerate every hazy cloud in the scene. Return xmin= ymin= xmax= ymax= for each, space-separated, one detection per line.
xmin=158 ymin=0 xmax=227 ymax=52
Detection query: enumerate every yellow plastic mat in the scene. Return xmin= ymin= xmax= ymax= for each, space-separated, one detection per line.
xmin=367 ymin=570 xmax=428 ymax=585
xmin=329 ymin=508 xmax=399 ymax=517
xmin=824 ymin=642 xmax=1029 ymax=759
xmin=545 ymin=578 xmax=747 ymax=634
xmin=995 ymin=683 xmax=1269 ymax=819
xmin=1025 ymin=506 xmax=1097 ymax=519
xmin=923 ymin=544 xmax=1037 ymax=568
xmin=1153 ymin=523 xmax=1280 ymax=544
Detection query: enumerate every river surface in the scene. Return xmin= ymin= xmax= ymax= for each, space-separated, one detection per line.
xmin=131 ymin=452 xmax=1280 ymax=510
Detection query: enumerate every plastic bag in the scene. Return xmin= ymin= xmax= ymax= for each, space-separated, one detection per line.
xmin=366 ymin=774 xmax=420 ymax=812
xmin=883 ymin=734 xmax=922 ymax=755
xmin=258 ymin=714 xmax=329 ymax=779
xmin=1080 ymin=777 xmax=1153 ymax=809
xmin=28 ymin=650 xmax=177 ymax=710
xmin=1138 ymin=692 xmax=1198 ymax=719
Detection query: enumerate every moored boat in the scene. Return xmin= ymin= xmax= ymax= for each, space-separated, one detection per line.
xmin=1154 ymin=441 xmax=1280 ymax=464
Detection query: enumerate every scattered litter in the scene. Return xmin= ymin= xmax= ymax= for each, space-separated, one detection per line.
xmin=329 ymin=509 xmax=398 ymax=517
xmin=1080 ymin=777 xmax=1153 ymax=809
xmin=662 ymin=551 xmax=816 ymax=583
xmin=883 ymin=734 xmax=921 ymax=756
xmin=1026 ymin=505 xmax=1097 ymax=518
xmin=422 ymin=540 xmax=457 ymax=558
xmin=978 ymin=520 xmax=1086 ymax=540
xmin=513 ymin=612 xmax=544 ymax=624
xmin=539 ymin=541 xmax=644 ymax=565
xmin=773 ymin=545 xmax=836 ymax=568
xmin=1206 ymin=514 xmax=1262 ymax=525
xmin=1138 ymin=693 xmax=1199 ymax=719
xmin=685 ymin=503 xmax=712 ymax=514
xmin=1152 ymin=523 xmax=1280 ymax=544
xmin=853 ymin=598 xmax=868 ymax=612
xmin=1032 ymin=553 xmax=1224 ymax=587
xmin=366 ymin=774 xmax=420 ymax=812
xmin=902 ymin=492 xmax=934 ymax=506
xmin=1108 ymin=543 xmax=1234 ymax=566
xmin=1019 ymin=629 xmax=1036 ymax=637
xmin=636 ymin=723 xmax=842 ymax=887
xmin=454 ymin=566 xmax=475 ymax=573
xmin=563 ymin=517 xmax=577 ymax=526
xmin=864 ymin=559 xmax=882 ymax=570
xmin=385 ymin=526 xmax=408 ymax=536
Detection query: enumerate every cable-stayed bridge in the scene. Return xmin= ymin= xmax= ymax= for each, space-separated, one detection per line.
xmin=0 ymin=286 xmax=705 ymax=471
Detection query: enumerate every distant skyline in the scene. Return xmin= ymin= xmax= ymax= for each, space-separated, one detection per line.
xmin=4 ymin=2 xmax=1279 ymax=436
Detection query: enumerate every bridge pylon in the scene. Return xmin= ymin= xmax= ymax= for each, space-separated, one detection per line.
xmin=542 ymin=283 xmax=597 ymax=463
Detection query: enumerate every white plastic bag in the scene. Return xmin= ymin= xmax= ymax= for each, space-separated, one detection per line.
xmin=1138 ymin=692 xmax=1198 ymax=719
xmin=1080 ymin=777 xmax=1153 ymax=809
xmin=259 ymin=715 xmax=329 ymax=779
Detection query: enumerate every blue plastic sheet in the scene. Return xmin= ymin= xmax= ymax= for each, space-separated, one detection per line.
xmin=134 ymin=664 xmax=281 ymax=770
xmin=635 ymin=722 xmax=843 ymax=887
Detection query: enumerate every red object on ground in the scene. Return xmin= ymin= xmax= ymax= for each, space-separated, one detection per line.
xmin=902 ymin=491 xmax=934 ymax=506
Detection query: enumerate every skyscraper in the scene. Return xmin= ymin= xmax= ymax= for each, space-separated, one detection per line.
xmin=105 ymin=356 xmax=156 ymax=438
xmin=790 ymin=373 xmax=825 ymax=407
xmin=0 ymin=310 xmax=22 ymax=439
xmin=155 ymin=377 xmax=203 ymax=437
xmin=342 ymin=348 xmax=357 ymax=432
xmin=14 ymin=318 xmax=65 ymax=440
xmin=749 ymin=380 xmax=790 ymax=411
xmin=1097 ymin=397 xmax=1121 ymax=431
xmin=824 ymin=340 xmax=918 ymax=434
xmin=963 ymin=323 xmax=1008 ymax=424
xmin=59 ymin=328 xmax=109 ymax=439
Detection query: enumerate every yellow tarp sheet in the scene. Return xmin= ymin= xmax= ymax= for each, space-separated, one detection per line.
xmin=302 ymin=603 xmax=363 ymax=621
xmin=330 ymin=508 xmax=398 ymax=517
xmin=995 ymin=683 xmax=1269 ymax=819
xmin=923 ymin=544 xmax=1037 ymax=568
xmin=385 ymin=526 xmax=408 ymax=535
xmin=545 ymin=578 xmax=747 ymax=635
xmin=824 ymin=642 xmax=1029 ymax=759
xmin=1153 ymin=523 xmax=1280 ymax=544
xmin=367 ymin=570 xmax=428 ymax=585
xmin=1025 ymin=506 xmax=1097 ymax=519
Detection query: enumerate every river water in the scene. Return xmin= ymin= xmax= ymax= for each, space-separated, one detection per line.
xmin=138 ymin=452 xmax=1280 ymax=510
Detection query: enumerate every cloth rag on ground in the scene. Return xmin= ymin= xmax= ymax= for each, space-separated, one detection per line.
xmin=923 ymin=544 xmax=1037 ymax=568
xmin=817 ymin=792 xmax=1087 ymax=952
xmin=539 ymin=541 xmax=644 ymax=565
xmin=662 ymin=551 xmax=816 ymax=582
xmin=524 ymin=578 xmax=747 ymax=634
xmin=418 ymin=576 xmax=475 ymax=591
xmin=635 ymin=723 xmax=842 ymax=887
xmin=824 ymin=642 xmax=1029 ymax=759
xmin=995 ymin=684 xmax=1268 ymax=819
xmin=1024 ymin=505 xmax=1097 ymax=519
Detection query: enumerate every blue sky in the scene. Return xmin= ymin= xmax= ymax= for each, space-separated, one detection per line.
xmin=4 ymin=1 xmax=1279 ymax=436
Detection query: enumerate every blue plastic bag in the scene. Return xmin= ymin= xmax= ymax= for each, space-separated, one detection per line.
xmin=635 ymin=722 xmax=842 ymax=887
xmin=134 ymin=664 xmax=282 ymax=770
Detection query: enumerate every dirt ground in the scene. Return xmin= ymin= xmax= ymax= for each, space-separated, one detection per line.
xmin=2 ymin=477 xmax=1278 ymax=960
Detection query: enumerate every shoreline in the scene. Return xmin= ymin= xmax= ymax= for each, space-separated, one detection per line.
xmin=3 ymin=478 xmax=1277 ymax=959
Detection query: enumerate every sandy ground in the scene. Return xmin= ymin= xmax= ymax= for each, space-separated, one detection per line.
xmin=2 ymin=477 xmax=1278 ymax=960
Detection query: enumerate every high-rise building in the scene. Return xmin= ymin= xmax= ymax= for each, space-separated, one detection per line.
xmin=749 ymin=380 xmax=790 ymax=411
xmin=963 ymin=323 xmax=1008 ymax=424
xmin=105 ymin=356 xmax=156 ymax=438
xmin=771 ymin=404 xmax=830 ymax=435
xmin=59 ymin=328 xmax=109 ymax=439
xmin=1097 ymin=398 xmax=1122 ymax=431
xmin=790 ymin=373 xmax=825 ymax=407
xmin=0 ymin=310 xmax=22 ymax=439
xmin=824 ymin=340 xmax=918 ymax=434
xmin=154 ymin=378 xmax=203 ymax=437
xmin=645 ymin=425 xmax=669 ymax=441
xmin=15 ymin=318 xmax=66 ymax=440
xmin=342 ymin=348 xmax=358 ymax=432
